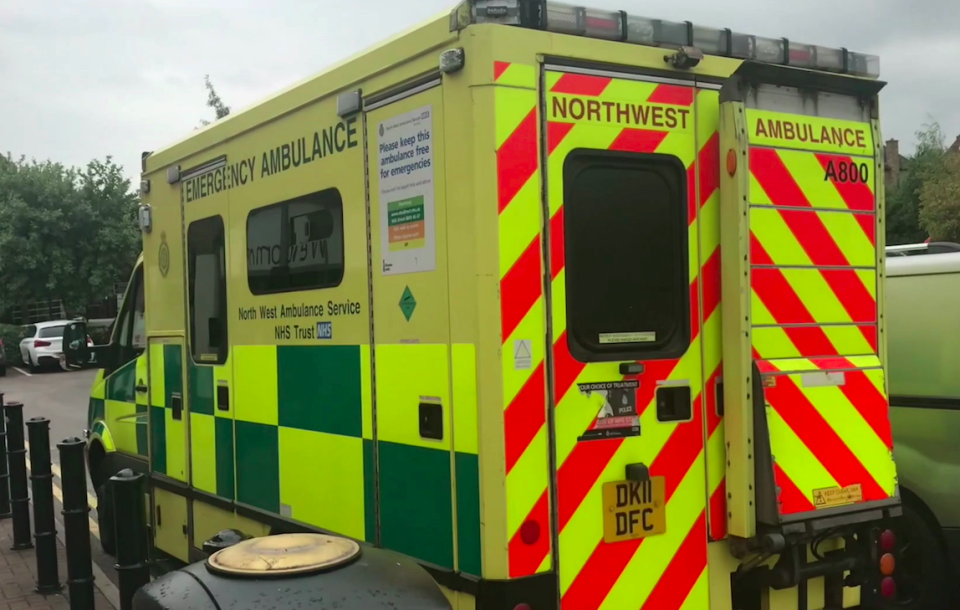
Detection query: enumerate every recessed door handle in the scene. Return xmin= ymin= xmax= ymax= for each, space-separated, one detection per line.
xmin=136 ymin=384 xmax=148 ymax=394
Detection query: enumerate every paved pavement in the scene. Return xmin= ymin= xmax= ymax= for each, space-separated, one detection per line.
xmin=0 ymin=368 xmax=120 ymax=608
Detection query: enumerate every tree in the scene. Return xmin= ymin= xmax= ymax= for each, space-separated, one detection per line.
xmin=886 ymin=122 xmax=947 ymax=245
xmin=198 ymin=75 xmax=230 ymax=127
xmin=918 ymin=127 xmax=960 ymax=242
xmin=0 ymin=155 xmax=140 ymax=317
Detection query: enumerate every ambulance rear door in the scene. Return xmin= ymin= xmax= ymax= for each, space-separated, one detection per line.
xmin=538 ymin=66 xmax=716 ymax=610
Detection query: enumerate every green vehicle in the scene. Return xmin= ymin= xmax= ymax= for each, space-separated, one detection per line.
xmin=886 ymin=241 xmax=960 ymax=609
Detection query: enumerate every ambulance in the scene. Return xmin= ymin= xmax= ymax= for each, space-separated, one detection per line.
xmin=64 ymin=1 xmax=903 ymax=608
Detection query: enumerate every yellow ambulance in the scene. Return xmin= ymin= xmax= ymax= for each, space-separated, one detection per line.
xmin=66 ymin=1 xmax=908 ymax=608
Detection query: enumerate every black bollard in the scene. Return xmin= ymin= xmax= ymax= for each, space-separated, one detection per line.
xmin=112 ymin=469 xmax=149 ymax=610
xmin=58 ymin=437 xmax=95 ymax=610
xmin=4 ymin=401 xmax=32 ymax=550
xmin=26 ymin=417 xmax=61 ymax=593
xmin=0 ymin=394 xmax=11 ymax=520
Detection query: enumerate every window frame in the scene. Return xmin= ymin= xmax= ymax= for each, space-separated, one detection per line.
xmin=245 ymin=187 xmax=346 ymax=296
xmin=187 ymin=214 xmax=229 ymax=365
xmin=561 ymin=148 xmax=691 ymax=363
xmin=110 ymin=264 xmax=145 ymax=373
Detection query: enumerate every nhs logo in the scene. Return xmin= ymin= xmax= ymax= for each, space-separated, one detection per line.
xmin=317 ymin=321 xmax=333 ymax=340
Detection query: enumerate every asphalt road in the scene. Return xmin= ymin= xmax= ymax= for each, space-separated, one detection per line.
xmin=0 ymin=366 xmax=121 ymax=597
xmin=0 ymin=366 xmax=96 ymax=459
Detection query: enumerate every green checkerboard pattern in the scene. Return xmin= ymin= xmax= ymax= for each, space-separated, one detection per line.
xmin=127 ymin=342 xmax=481 ymax=575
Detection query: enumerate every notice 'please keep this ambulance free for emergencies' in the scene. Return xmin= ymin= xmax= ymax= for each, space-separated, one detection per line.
xmin=64 ymin=1 xmax=903 ymax=609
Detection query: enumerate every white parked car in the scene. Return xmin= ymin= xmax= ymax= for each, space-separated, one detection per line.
xmin=19 ymin=320 xmax=91 ymax=373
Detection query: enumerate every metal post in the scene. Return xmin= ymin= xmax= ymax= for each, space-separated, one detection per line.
xmin=0 ymin=394 xmax=12 ymax=520
xmin=26 ymin=417 xmax=61 ymax=593
xmin=112 ymin=469 xmax=149 ymax=610
xmin=58 ymin=437 xmax=94 ymax=610
xmin=4 ymin=401 xmax=32 ymax=550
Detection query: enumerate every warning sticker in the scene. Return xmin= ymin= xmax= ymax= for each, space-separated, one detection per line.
xmin=514 ymin=339 xmax=532 ymax=370
xmin=577 ymin=380 xmax=641 ymax=441
xmin=812 ymin=484 xmax=863 ymax=509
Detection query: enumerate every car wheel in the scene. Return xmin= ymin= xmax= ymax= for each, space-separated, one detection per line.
xmin=96 ymin=478 xmax=116 ymax=556
xmin=28 ymin=355 xmax=39 ymax=374
xmin=877 ymin=502 xmax=950 ymax=610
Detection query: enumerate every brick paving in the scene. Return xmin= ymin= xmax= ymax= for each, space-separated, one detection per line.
xmin=0 ymin=519 xmax=114 ymax=610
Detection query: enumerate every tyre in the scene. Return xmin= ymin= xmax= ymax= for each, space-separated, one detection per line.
xmin=877 ymin=502 xmax=950 ymax=610
xmin=96 ymin=478 xmax=117 ymax=556
xmin=28 ymin=355 xmax=39 ymax=374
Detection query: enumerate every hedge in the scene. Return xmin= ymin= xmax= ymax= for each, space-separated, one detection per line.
xmin=0 ymin=324 xmax=28 ymax=367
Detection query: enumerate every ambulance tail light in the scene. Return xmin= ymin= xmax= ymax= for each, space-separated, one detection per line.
xmin=456 ymin=1 xmax=881 ymax=78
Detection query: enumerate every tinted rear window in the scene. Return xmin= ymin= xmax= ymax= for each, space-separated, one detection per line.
xmin=563 ymin=149 xmax=689 ymax=361
xmin=38 ymin=326 xmax=66 ymax=339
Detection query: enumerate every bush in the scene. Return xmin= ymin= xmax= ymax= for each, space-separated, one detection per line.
xmin=0 ymin=323 xmax=28 ymax=366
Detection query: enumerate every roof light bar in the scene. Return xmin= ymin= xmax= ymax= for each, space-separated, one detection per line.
xmin=461 ymin=0 xmax=880 ymax=78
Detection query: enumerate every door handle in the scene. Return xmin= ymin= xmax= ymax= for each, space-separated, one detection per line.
xmin=136 ymin=384 xmax=148 ymax=394
xmin=171 ymin=393 xmax=183 ymax=421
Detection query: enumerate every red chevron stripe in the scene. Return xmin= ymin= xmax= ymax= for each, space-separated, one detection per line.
xmin=777 ymin=208 xmax=849 ymax=266
xmin=494 ymin=61 xmax=510 ymax=81
xmin=609 ymin=128 xmax=669 ymax=154
xmin=709 ymin=480 xmax=727 ymax=540
xmin=647 ymin=83 xmax=695 ymax=107
xmin=766 ymin=375 xmax=887 ymax=501
xmin=750 ymin=238 xmax=839 ymax=357
xmin=698 ymin=132 xmax=721 ymax=207
xmin=639 ymin=513 xmax=707 ymax=610
xmin=550 ymin=73 xmax=612 ymax=96
xmin=820 ymin=268 xmax=877 ymax=323
xmin=497 ymin=109 xmax=538 ymax=213
xmin=750 ymin=233 xmax=775 ymax=265
xmin=501 ymin=237 xmax=542 ymax=339
xmin=836 ymin=359 xmax=893 ymax=449
xmin=702 ymin=248 xmax=721 ymax=320
xmin=548 ymin=121 xmax=575 ymax=155
xmin=553 ymin=333 xmax=587 ymax=405
xmin=561 ymin=394 xmax=705 ymax=610
xmin=504 ymin=363 xmax=546 ymax=473
xmin=816 ymin=153 xmax=876 ymax=212
xmin=774 ymin=462 xmax=816 ymax=514
xmin=556 ymin=359 xmax=677 ymax=531
xmin=508 ymin=494 xmax=550 ymax=577
xmin=749 ymin=148 xmax=811 ymax=208
xmin=855 ymin=213 xmax=877 ymax=247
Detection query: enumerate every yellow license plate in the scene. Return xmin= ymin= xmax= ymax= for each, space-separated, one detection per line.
xmin=602 ymin=476 xmax=666 ymax=544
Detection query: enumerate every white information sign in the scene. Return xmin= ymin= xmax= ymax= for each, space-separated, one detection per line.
xmin=377 ymin=105 xmax=436 ymax=275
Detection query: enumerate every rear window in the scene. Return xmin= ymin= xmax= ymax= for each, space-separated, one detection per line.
xmin=38 ymin=326 xmax=66 ymax=339
xmin=562 ymin=149 xmax=689 ymax=362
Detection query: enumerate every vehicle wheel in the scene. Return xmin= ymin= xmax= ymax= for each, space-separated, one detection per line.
xmin=28 ymin=355 xmax=39 ymax=374
xmin=96 ymin=478 xmax=117 ymax=556
xmin=879 ymin=503 xmax=949 ymax=610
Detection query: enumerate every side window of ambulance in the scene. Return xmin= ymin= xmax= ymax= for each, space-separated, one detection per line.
xmin=188 ymin=216 xmax=228 ymax=364
xmin=132 ymin=272 xmax=146 ymax=351
xmin=563 ymin=149 xmax=689 ymax=362
xmin=246 ymin=188 xmax=345 ymax=295
xmin=114 ymin=265 xmax=145 ymax=370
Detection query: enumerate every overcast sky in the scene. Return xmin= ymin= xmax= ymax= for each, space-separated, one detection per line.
xmin=2 ymin=0 xmax=958 ymax=184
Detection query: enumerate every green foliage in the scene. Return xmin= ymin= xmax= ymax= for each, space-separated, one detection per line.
xmin=0 ymin=324 xmax=28 ymax=366
xmin=198 ymin=75 xmax=231 ymax=128
xmin=886 ymin=122 xmax=948 ymax=245
xmin=0 ymin=155 xmax=140 ymax=318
